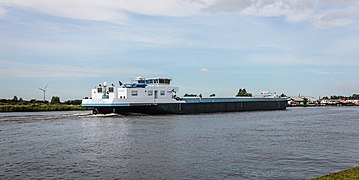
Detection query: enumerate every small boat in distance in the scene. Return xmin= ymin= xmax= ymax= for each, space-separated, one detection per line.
xmin=81 ymin=77 xmax=288 ymax=114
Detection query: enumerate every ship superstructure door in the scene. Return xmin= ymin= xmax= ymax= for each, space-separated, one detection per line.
xmin=154 ymin=90 xmax=158 ymax=99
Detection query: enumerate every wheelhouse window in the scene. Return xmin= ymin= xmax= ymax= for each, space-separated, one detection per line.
xmin=108 ymin=87 xmax=114 ymax=93
xmin=148 ymin=90 xmax=153 ymax=96
xmin=131 ymin=90 xmax=138 ymax=96
xmin=160 ymin=91 xmax=165 ymax=96
xmin=97 ymin=88 xmax=102 ymax=93
xmin=159 ymin=78 xmax=171 ymax=84
xmin=164 ymin=79 xmax=170 ymax=84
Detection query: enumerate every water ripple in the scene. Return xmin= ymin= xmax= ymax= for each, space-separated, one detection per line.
xmin=0 ymin=107 xmax=358 ymax=179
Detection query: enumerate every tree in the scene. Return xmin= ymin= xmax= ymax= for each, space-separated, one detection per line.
xmin=210 ymin=94 xmax=215 ymax=97
xmin=303 ymin=97 xmax=308 ymax=107
xmin=50 ymin=96 xmax=61 ymax=104
xmin=280 ymin=93 xmax=287 ymax=97
xmin=30 ymin=99 xmax=47 ymax=104
xmin=330 ymin=95 xmax=345 ymax=99
xmin=236 ymin=88 xmax=252 ymax=97
xmin=236 ymin=89 xmax=243 ymax=96
xmin=12 ymin=96 xmax=18 ymax=102
xmin=351 ymin=94 xmax=359 ymax=99
xmin=63 ymin=99 xmax=82 ymax=105
xmin=0 ymin=99 xmax=8 ymax=103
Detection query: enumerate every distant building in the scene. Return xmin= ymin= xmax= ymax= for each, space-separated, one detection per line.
xmin=319 ymin=99 xmax=338 ymax=105
xmin=319 ymin=98 xmax=359 ymax=106
xmin=349 ymin=100 xmax=359 ymax=105
xmin=288 ymin=96 xmax=318 ymax=106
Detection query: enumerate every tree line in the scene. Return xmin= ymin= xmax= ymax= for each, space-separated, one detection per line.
xmin=0 ymin=96 xmax=82 ymax=105
xmin=322 ymin=94 xmax=359 ymax=100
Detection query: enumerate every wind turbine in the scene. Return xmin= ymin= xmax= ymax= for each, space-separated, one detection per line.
xmin=39 ymin=84 xmax=48 ymax=102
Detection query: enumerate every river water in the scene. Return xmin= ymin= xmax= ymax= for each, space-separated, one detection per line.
xmin=0 ymin=107 xmax=358 ymax=179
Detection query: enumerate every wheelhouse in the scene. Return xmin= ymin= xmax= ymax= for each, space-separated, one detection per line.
xmin=85 ymin=77 xmax=179 ymax=103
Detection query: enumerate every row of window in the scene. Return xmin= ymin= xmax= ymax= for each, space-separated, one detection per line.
xmin=130 ymin=90 xmax=167 ymax=96
xmin=97 ymin=87 xmax=114 ymax=93
xmin=137 ymin=79 xmax=171 ymax=84
xmin=97 ymin=88 xmax=169 ymax=97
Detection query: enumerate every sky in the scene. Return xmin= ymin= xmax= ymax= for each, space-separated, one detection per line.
xmin=0 ymin=0 xmax=358 ymax=100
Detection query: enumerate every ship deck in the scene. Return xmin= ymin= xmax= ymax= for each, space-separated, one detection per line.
xmin=181 ymin=97 xmax=288 ymax=103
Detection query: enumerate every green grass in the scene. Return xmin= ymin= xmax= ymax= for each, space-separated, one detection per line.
xmin=0 ymin=104 xmax=87 ymax=112
xmin=310 ymin=166 xmax=359 ymax=180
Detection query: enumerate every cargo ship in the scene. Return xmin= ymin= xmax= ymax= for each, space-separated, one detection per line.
xmin=81 ymin=77 xmax=288 ymax=114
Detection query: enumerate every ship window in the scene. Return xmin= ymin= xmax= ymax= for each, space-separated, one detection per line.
xmin=154 ymin=79 xmax=159 ymax=84
xmin=160 ymin=91 xmax=165 ymax=96
xmin=108 ymin=87 xmax=114 ymax=93
xmin=131 ymin=90 xmax=138 ymax=96
xmin=164 ymin=79 xmax=170 ymax=84
xmin=148 ymin=90 xmax=153 ymax=96
xmin=97 ymin=88 xmax=102 ymax=93
xmin=159 ymin=79 xmax=165 ymax=84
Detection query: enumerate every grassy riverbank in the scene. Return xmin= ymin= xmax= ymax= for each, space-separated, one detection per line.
xmin=0 ymin=97 xmax=89 ymax=112
xmin=310 ymin=166 xmax=359 ymax=180
xmin=0 ymin=104 xmax=87 ymax=112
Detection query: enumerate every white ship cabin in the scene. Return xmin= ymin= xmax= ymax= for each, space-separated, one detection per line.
xmin=88 ymin=77 xmax=179 ymax=104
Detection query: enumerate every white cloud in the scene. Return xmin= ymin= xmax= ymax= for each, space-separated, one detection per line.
xmin=1 ymin=0 xmax=358 ymax=27
xmin=200 ymin=67 xmax=210 ymax=72
xmin=241 ymin=0 xmax=314 ymax=21
xmin=204 ymin=0 xmax=359 ymax=27
xmin=115 ymin=0 xmax=213 ymax=17
xmin=0 ymin=0 xmax=127 ymax=21
xmin=204 ymin=0 xmax=314 ymax=20
xmin=0 ymin=0 xmax=213 ymax=21
xmin=314 ymin=11 xmax=356 ymax=28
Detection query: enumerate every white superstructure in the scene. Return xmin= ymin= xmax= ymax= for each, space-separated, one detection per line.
xmin=82 ymin=77 xmax=181 ymax=106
